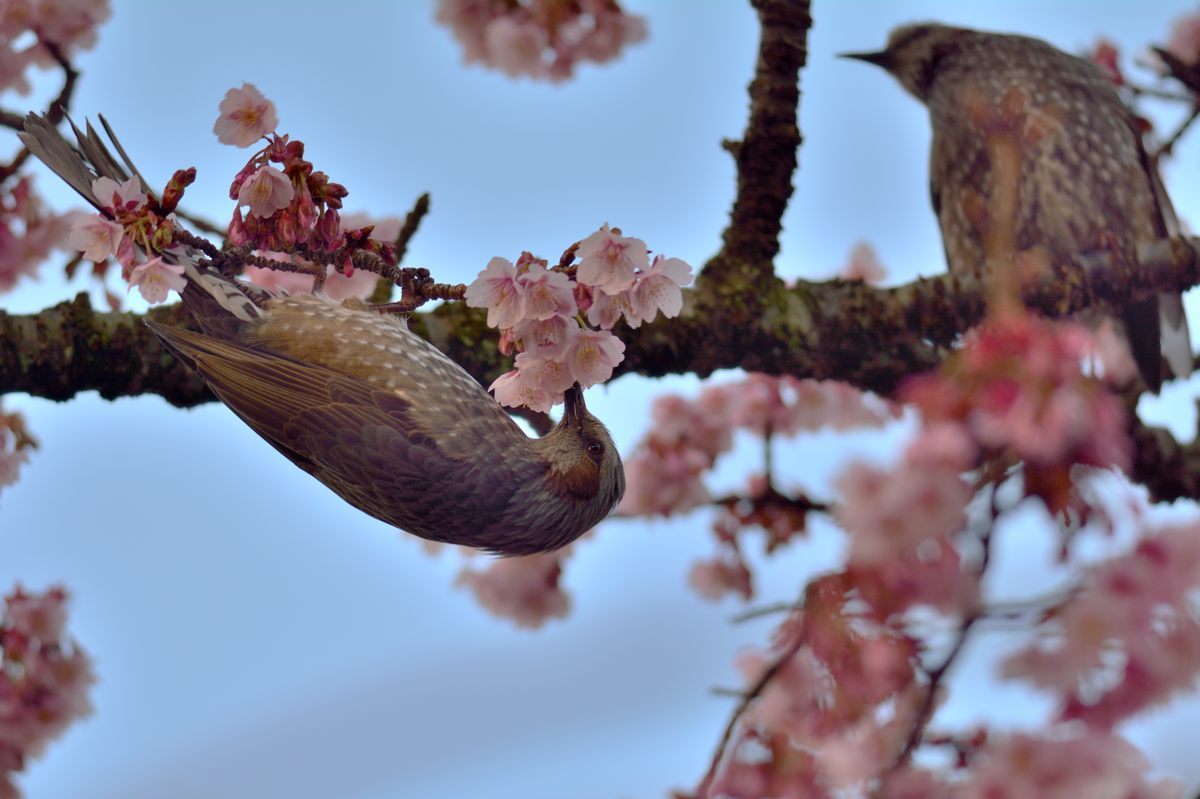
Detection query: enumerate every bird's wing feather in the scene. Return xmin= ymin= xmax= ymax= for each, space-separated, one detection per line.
xmin=148 ymin=322 xmax=536 ymax=540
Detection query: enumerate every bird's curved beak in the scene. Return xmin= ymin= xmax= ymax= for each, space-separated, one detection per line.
xmin=839 ymin=49 xmax=892 ymax=68
xmin=563 ymin=384 xmax=586 ymax=431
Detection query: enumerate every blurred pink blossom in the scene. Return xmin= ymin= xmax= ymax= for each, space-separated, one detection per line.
xmin=456 ymin=552 xmax=570 ymax=629
xmin=839 ymin=241 xmax=886 ymax=284
xmin=1167 ymin=9 xmax=1200 ymax=67
xmin=213 ymin=83 xmax=278 ymax=147
xmin=835 ymin=461 xmax=970 ymax=567
xmin=0 ymin=586 xmax=94 ymax=796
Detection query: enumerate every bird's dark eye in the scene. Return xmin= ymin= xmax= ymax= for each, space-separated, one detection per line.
xmin=585 ymin=438 xmax=605 ymax=463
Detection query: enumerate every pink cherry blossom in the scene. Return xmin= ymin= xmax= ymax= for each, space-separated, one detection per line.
xmin=490 ymin=367 xmax=556 ymax=414
xmin=237 ymin=166 xmax=294 ymax=218
xmin=839 ymin=241 xmax=886 ymax=284
xmin=465 ymin=256 xmax=526 ymax=329
xmin=584 ymin=287 xmax=634 ymax=329
xmin=513 ymin=350 xmax=576 ymax=395
xmin=618 ymin=446 xmax=710 ymax=516
xmin=565 ymin=328 xmax=625 ymax=387
xmin=835 ymin=461 xmax=970 ymax=567
xmin=962 ymin=730 xmax=1170 ymax=799
xmin=456 ymin=552 xmax=570 ymax=629
xmin=575 ymin=224 xmax=647 ymax=295
xmin=213 ymin=83 xmax=278 ymax=147
xmin=1167 ymin=10 xmax=1200 ymax=67
xmin=484 ymin=16 xmax=548 ymax=79
xmin=513 ymin=315 xmax=578 ymax=359
xmin=90 ymin=175 xmax=145 ymax=212
xmin=0 ymin=177 xmax=71 ymax=293
xmin=127 ymin=256 xmax=185 ymax=304
xmin=688 ymin=553 xmax=752 ymax=601
xmin=24 ymin=0 xmax=110 ymax=54
xmin=627 ymin=255 xmax=691 ymax=327
xmin=517 ymin=263 xmax=576 ymax=320
xmin=0 ymin=44 xmax=32 ymax=95
xmin=0 ymin=585 xmax=94 ymax=794
xmin=66 ymin=213 xmax=123 ymax=262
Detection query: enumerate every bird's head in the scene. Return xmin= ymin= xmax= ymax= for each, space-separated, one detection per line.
xmin=841 ymin=23 xmax=967 ymax=102
xmin=536 ymin=385 xmax=625 ymax=521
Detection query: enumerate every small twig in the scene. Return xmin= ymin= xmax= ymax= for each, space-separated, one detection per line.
xmin=1155 ymin=103 xmax=1200 ymax=158
xmin=0 ymin=37 xmax=78 ymax=182
xmin=370 ymin=192 xmax=432 ymax=305
xmin=886 ymin=493 xmax=998 ymax=775
xmin=695 ymin=605 xmax=805 ymax=798
xmin=729 ymin=600 xmax=799 ymax=624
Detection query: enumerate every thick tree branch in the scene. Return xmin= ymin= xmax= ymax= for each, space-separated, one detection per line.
xmin=702 ymin=0 xmax=811 ymax=294
xmin=4 ymin=236 xmax=1196 ymax=403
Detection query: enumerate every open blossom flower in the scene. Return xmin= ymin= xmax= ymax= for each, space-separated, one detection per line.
xmin=575 ymin=224 xmax=647 ymax=295
xmin=213 ymin=83 xmax=278 ymax=147
xmin=127 ymin=256 xmax=185 ymax=304
xmin=628 ymin=255 xmax=691 ymax=326
xmin=514 ymin=350 xmax=576 ymax=394
xmin=513 ymin=315 xmax=578 ymax=359
xmin=237 ymin=166 xmax=294 ymax=218
xmin=66 ymin=214 xmax=123 ymax=262
xmin=466 ymin=256 xmax=526 ymax=329
xmin=566 ymin=328 xmax=625 ymax=387
xmin=490 ymin=367 xmax=556 ymax=413
xmin=518 ymin=263 xmax=576 ymax=320
xmin=91 ymin=175 xmax=145 ymax=213
xmin=456 ymin=552 xmax=570 ymax=629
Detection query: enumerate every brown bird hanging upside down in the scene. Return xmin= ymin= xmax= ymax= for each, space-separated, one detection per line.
xmin=843 ymin=23 xmax=1192 ymax=391
xmin=20 ymin=114 xmax=624 ymax=555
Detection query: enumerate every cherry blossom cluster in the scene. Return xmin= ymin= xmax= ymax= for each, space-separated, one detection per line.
xmin=67 ymin=173 xmax=193 ymax=304
xmin=902 ymin=313 xmax=1132 ymax=513
xmin=0 ymin=0 xmax=109 ymax=94
xmin=617 ymin=374 xmax=896 ymax=602
xmin=0 ymin=177 xmax=72 ymax=295
xmin=0 ymin=586 xmax=93 ymax=799
xmin=465 ymin=225 xmax=691 ymax=412
xmin=698 ymin=580 xmax=930 ymax=798
xmin=215 ymin=85 xmax=396 ymax=276
xmin=0 ymin=406 xmax=35 ymax=499
xmin=688 ymin=315 xmax=1164 ymax=795
xmin=435 ymin=0 xmax=647 ymax=82
xmin=1003 ymin=522 xmax=1200 ymax=729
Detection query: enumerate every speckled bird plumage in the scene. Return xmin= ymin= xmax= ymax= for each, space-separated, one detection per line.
xmin=845 ymin=23 xmax=1192 ymax=391
xmin=19 ymin=114 xmax=624 ymax=555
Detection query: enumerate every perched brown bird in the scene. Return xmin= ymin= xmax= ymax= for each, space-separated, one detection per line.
xmin=20 ymin=114 xmax=624 ymax=555
xmin=843 ymin=23 xmax=1192 ymax=391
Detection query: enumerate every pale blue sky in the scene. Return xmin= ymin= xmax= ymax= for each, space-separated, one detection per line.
xmin=3 ymin=3 xmax=1200 ymax=798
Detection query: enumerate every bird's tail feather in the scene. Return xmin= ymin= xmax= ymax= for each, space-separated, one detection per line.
xmin=22 ymin=113 xmax=269 ymax=335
